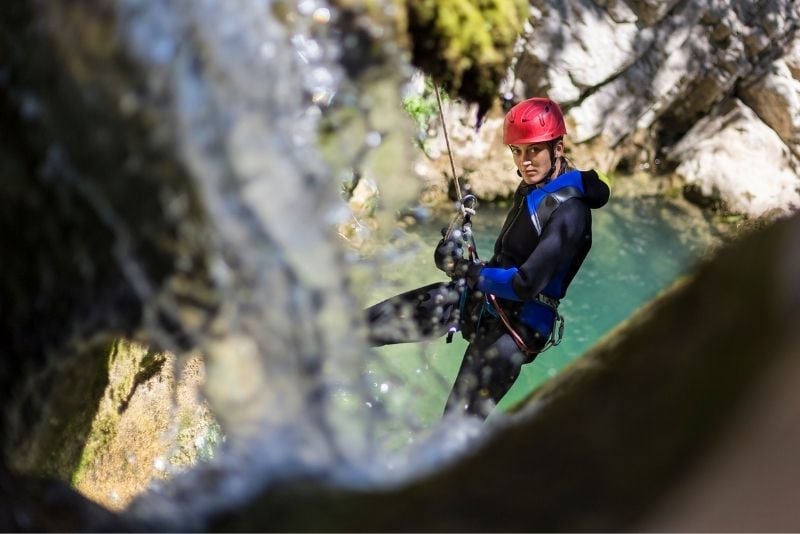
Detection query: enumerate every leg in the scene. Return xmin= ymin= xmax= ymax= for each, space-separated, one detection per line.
xmin=444 ymin=326 xmax=537 ymax=419
xmin=365 ymin=281 xmax=462 ymax=346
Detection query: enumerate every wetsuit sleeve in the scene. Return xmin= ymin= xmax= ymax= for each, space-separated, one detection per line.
xmin=476 ymin=199 xmax=590 ymax=301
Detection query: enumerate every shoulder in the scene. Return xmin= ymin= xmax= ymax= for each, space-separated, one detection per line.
xmin=555 ymin=196 xmax=591 ymax=218
xmin=544 ymin=169 xmax=610 ymax=209
xmin=578 ymin=169 xmax=611 ymax=209
xmin=548 ymin=197 xmax=591 ymax=233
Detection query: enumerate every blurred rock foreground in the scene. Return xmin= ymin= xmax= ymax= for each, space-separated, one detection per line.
xmin=2 ymin=0 xmax=800 ymax=531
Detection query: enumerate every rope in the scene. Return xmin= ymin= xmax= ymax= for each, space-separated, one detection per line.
xmin=433 ymin=83 xmax=463 ymax=203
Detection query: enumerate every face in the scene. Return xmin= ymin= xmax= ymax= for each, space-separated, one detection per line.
xmin=509 ymin=141 xmax=564 ymax=185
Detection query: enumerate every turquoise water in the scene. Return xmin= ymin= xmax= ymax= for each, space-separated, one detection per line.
xmin=364 ymin=195 xmax=720 ymax=437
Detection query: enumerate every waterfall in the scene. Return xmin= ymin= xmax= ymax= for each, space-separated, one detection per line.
xmin=95 ymin=0 xmax=482 ymax=527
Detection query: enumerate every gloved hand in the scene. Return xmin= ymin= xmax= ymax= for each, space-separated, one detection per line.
xmin=451 ymin=258 xmax=485 ymax=289
xmin=433 ymin=231 xmax=463 ymax=275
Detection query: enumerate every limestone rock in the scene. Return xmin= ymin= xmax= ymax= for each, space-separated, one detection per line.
xmin=739 ymin=58 xmax=800 ymax=157
xmin=668 ymin=98 xmax=800 ymax=216
xmin=623 ymin=0 xmax=682 ymax=25
xmin=516 ymin=0 xmax=652 ymax=105
xmin=419 ymin=100 xmax=519 ymax=202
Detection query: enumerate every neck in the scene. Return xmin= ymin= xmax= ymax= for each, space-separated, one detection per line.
xmin=536 ymin=156 xmax=562 ymax=187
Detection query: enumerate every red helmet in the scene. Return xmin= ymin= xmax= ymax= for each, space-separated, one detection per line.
xmin=503 ymin=97 xmax=567 ymax=145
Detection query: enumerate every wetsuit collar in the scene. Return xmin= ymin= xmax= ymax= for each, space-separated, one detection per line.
xmin=518 ymin=181 xmax=535 ymax=195
xmin=518 ymin=176 xmax=553 ymax=194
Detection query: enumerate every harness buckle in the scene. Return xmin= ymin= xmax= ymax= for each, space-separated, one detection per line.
xmin=536 ymin=293 xmax=560 ymax=309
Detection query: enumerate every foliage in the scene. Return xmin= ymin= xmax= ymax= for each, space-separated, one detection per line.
xmin=403 ymin=91 xmax=438 ymax=133
xmin=401 ymin=77 xmax=441 ymax=149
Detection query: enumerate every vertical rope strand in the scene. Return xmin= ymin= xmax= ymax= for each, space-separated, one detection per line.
xmin=433 ymin=83 xmax=463 ymax=203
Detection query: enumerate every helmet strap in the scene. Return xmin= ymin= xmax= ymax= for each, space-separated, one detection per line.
xmin=542 ymin=139 xmax=560 ymax=182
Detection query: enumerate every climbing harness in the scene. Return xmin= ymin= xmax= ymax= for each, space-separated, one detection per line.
xmin=487 ymin=294 xmax=564 ymax=355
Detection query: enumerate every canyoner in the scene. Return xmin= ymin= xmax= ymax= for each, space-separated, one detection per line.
xmin=367 ymin=93 xmax=611 ymax=419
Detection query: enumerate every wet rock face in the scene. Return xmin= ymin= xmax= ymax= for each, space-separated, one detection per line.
xmin=0 ymin=2 xmax=211 ymax=528
xmin=509 ymin=0 xmax=800 ymax=216
xmin=0 ymin=0 xmax=211 ymax=421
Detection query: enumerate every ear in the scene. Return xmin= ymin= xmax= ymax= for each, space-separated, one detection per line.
xmin=553 ymin=140 xmax=565 ymax=158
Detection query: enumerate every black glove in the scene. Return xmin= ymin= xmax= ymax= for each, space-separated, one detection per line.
xmin=434 ymin=236 xmax=463 ymax=274
xmin=451 ymin=258 xmax=485 ymax=289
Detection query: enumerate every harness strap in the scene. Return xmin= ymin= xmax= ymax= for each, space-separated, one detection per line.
xmin=535 ymin=294 xmax=565 ymax=352
xmin=488 ymin=294 xmax=535 ymax=355
xmin=487 ymin=292 xmax=563 ymax=356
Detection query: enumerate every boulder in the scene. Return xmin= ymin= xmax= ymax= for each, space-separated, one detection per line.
xmin=516 ymin=0 xmax=651 ymax=105
xmin=739 ymin=58 xmax=800 ymax=157
xmin=668 ymin=98 xmax=800 ymax=217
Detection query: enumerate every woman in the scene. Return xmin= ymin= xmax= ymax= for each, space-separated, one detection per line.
xmin=367 ymin=97 xmax=610 ymax=419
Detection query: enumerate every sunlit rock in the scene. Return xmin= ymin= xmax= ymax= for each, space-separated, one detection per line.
xmin=668 ymin=98 xmax=800 ymax=217
xmin=740 ymin=58 xmax=800 ymax=157
xmin=515 ymin=0 xmax=649 ymax=105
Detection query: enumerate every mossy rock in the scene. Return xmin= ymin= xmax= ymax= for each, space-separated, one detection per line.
xmin=406 ymin=0 xmax=529 ymax=114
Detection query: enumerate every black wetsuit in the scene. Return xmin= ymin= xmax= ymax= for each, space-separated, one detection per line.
xmin=367 ymin=169 xmax=610 ymax=418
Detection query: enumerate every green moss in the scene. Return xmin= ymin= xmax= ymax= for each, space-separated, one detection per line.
xmin=406 ymin=0 xmax=528 ymax=113
xmin=402 ymin=77 xmax=442 ymax=152
xmin=402 ymin=82 xmax=439 ymax=133
xmin=68 ymin=339 xmax=164 ymax=487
